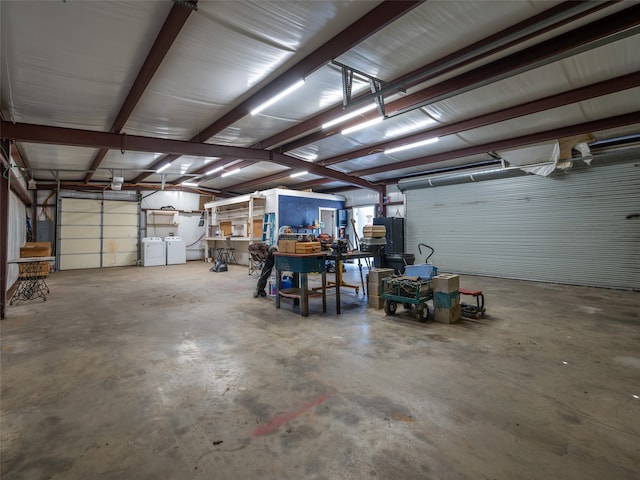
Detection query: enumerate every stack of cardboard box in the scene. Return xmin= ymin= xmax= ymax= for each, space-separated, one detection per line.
xmin=432 ymin=273 xmax=461 ymax=323
xmin=367 ymin=268 xmax=395 ymax=309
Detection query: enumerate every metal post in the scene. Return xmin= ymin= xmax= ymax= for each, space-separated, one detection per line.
xmin=1 ymin=139 xmax=11 ymax=319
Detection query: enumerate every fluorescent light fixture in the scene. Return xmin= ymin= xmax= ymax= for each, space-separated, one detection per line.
xmin=385 ymin=137 xmax=439 ymax=155
xmin=251 ymin=79 xmax=305 ymax=115
xmin=221 ymin=168 xmax=241 ymax=178
xmin=322 ymin=103 xmax=377 ymax=129
xmin=290 ymin=171 xmax=308 ymax=178
xmin=181 ymin=181 xmax=198 ymax=187
xmin=384 ymin=119 xmax=437 ymax=138
xmin=206 ymin=166 xmax=224 ymax=175
xmin=156 ymin=163 xmax=171 ymax=173
xmin=203 ymin=157 xmax=221 ymax=164
xmin=341 ymin=116 xmax=383 ymax=135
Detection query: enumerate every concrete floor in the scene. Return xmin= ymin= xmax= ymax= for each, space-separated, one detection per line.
xmin=1 ymin=261 xmax=639 ymax=479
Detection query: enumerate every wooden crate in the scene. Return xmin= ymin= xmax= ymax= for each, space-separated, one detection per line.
xmin=295 ymin=241 xmax=321 ymax=253
xmin=278 ymin=240 xmax=297 ymax=253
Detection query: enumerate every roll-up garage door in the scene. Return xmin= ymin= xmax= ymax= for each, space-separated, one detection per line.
xmin=59 ymin=198 xmax=138 ymax=270
xmin=404 ymin=162 xmax=640 ymax=290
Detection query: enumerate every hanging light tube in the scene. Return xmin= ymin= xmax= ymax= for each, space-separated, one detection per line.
xmin=322 ymin=103 xmax=377 ymax=129
xmin=290 ymin=171 xmax=308 ymax=178
xmin=251 ymin=79 xmax=305 ymax=115
xmin=341 ymin=116 xmax=383 ymax=135
xmin=206 ymin=166 xmax=224 ymax=176
xmin=221 ymin=168 xmax=241 ymax=178
xmin=181 ymin=181 xmax=198 ymax=187
xmin=156 ymin=163 xmax=171 ymax=173
xmin=385 ymin=137 xmax=439 ymax=154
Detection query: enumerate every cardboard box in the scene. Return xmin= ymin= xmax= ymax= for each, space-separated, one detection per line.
xmin=434 ymin=291 xmax=460 ymax=309
xmin=278 ymin=239 xmax=297 ymax=253
xmin=434 ymin=304 xmax=462 ymax=324
xmin=368 ymin=281 xmax=382 ymax=296
xmin=433 ymin=273 xmax=460 ymax=293
xmin=368 ymin=294 xmax=385 ymax=309
xmin=251 ymin=218 xmax=263 ymax=238
xmin=295 ymin=241 xmax=321 ymax=253
xmin=20 ymin=242 xmax=51 ymax=258
xmin=367 ymin=268 xmax=394 ymax=285
xmin=219 ymin=221 xmax=232 ymax=237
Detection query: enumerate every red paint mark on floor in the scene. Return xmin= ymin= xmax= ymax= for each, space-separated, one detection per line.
xmin=253 ymin=391 xmax=334 ymax=437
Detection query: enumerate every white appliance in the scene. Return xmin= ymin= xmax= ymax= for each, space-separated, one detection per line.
xmin=165 ymin=236 xmax=186 ymax=265
xmin=141 ymin=237 xmax=166 ymax=267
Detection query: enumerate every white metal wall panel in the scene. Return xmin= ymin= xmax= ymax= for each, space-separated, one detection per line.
xmin=405 ymin=163 xmax=640 ymax=290
xmin=59 ymin=198 xmax=137 ymax=270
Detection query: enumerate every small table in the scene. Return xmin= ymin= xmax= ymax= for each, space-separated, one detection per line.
xmin=274 ymin=252 xmax=327 ymax=317
xmin=8 ymin=256 xmax=54 ymax=304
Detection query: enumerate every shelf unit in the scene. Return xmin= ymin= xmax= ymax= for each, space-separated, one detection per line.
xmin=146 ymin=209 xmax=179 ymax=226
xmin=204 ymin=193 xmax=266 ymax=239
xmin=203 ymin=194 xmax=267 ymax=268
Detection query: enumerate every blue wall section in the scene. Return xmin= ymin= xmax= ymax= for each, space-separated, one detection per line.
xmin=278 ymin=195 xmax=345 ymax=231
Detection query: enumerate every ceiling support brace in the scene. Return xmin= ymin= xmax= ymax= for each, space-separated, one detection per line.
xmin=333 ymin=60 xmax=403 ymax=117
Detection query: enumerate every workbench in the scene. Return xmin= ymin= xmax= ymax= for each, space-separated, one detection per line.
xmin=325 ymin=251 xmax=382 ymax=314
xmin=8 ymin=256 xmax=54 ymax=304
xmin=274 ymin=252 xmax=327 ymax=317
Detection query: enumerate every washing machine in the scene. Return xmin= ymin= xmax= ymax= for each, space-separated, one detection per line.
xmin=165 ymin=236 xmax=186 ymax=265
xmin=141 ymin=237 xmax=166 ymax=266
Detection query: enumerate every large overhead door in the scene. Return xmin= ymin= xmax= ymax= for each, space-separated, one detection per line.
xmin=102 ymin=200 xmax=138 ymax=267
xmin=404 ymin=162 xmax=640 ymax=290
xmin=59 ymin=198 xmax=138 ymax=270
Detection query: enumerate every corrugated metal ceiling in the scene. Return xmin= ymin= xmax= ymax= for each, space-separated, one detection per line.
xmin=1 ymin=0 xmax=638 ymax=197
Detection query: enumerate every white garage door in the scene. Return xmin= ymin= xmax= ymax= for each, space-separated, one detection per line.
xmin=59 ymin=198 xmax=138 ymax=270
xmin=403 ymin=162 xmax=640 ymax=290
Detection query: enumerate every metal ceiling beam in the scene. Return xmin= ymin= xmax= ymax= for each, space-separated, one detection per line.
xmin=147 ymin=69 xmax=640 ymax=194
xmin=84 ymin=1 xmax=198 ymax=183
xmin=353 ymin=111 xmax=640 ymax=177
xmin=1 ymin=122 xmax=382 ymax=192
xmin=280 ymin=4 xmax=640 ymax=154
xmin=261 ymin=1 xmax=617 ymax=152
xmin=225 ymin=169 xmax=293 ymax=193
xmin=319 ymin=71 xmax=640 ymax=167
xmin=134 ymin=0 xmax=423 ymax=182
xmin=1 ymin=122 xmax=278 ymax=160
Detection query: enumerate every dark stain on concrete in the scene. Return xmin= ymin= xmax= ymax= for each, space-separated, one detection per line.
xmin=235 ymin=392 xmax=272 ymax=423
xmin=8 ymin=456 xmax=74 ymax=479
xmin=279 ymin=424 xmax=321 ymax=449
xmin=557 ymin=410 xmax=582 ymax=425
xmin=373 ymin=449 xmax=430 ymax=480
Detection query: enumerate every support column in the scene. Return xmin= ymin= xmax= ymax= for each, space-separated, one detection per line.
xmin=1 ymin=139 xmax=10 ymax=319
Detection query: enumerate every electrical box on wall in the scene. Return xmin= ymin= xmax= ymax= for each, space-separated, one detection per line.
xmin=36 ymin=220 xmax=54 ymax=244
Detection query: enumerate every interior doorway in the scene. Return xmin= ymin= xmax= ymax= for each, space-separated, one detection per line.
xmin=318 ymin=208 xmax=336 ymax=236
xmin=351 ymin=205 xmax=375 ymax=242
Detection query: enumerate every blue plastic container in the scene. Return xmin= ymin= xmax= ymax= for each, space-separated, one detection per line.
xmin=404 ymin=263 xmax=438 ymax=279
xmin=281 ymin=275 xmax=293 ymax=289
